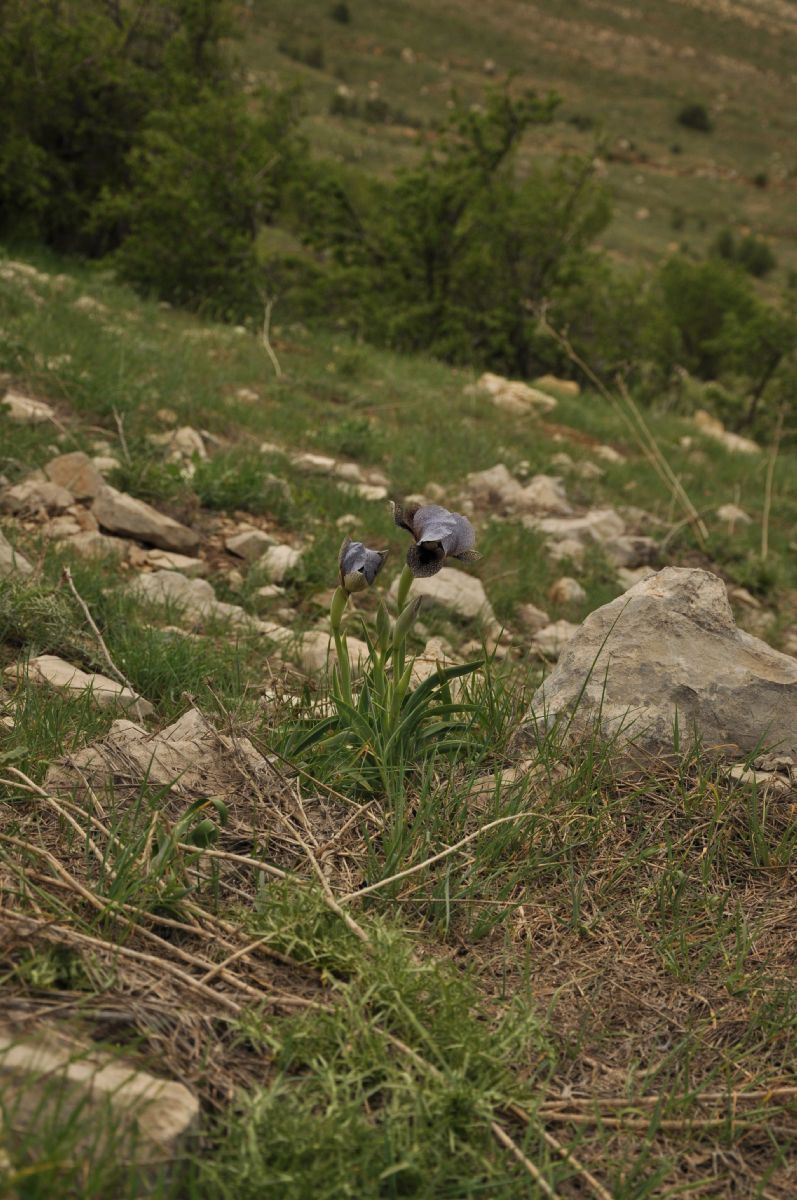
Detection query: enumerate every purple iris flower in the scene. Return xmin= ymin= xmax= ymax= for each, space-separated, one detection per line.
xmin=392 ymin=503 xmax=480 ymax=578
xmin=338 ymin=537 xmax=388 ymax=593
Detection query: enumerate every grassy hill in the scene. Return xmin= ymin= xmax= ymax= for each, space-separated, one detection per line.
xmin=2 ymin=247 xmax=797 ymax=1196
xmin=239 ymin=0 xmax=797 ymax=281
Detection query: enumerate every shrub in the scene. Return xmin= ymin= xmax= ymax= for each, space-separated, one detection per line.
xmin=677 ymin=103 xmax=713 ymax=132
xmin=329 ymin=1 xmax=351 ymax=22
xmin=711 ymin=229 xmax=776 ymax=279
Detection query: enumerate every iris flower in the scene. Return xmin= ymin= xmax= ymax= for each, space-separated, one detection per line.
xmin=392 ymin=503 xmax=480 ymax=578
xmin=338 ymin=537 xmax=389 ymax=593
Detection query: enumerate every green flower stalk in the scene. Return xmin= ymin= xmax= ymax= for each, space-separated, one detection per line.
xmin=331 ymin=538 xmax=388 ymax=704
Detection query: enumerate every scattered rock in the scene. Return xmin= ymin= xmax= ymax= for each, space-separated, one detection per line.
xmin=1 ymin=390 xmax=56 ymax=424
xmin=3 ymin=479 xmax=74 ymax=516
xmin=92 ymin=486 xmax=199 ymax=554
xmin=131 ymin=570 xmax=289 ymax=642
xmin=73 ymin=295 xmax=108 ymax=317
xmin=694 ymin=410 xmax=760 ymax=455
xmin=617 ymin=565 xmax=656 ymax=590
xmin=410 ymin=636 xmax=460 ymax=688
xmin=727 ymin=764 xmax=792 ymax=794
xmin=92 ymin=454 xmax=121 ymax=475
xmin=594 ymin=445 xmax=625 ymax=464
xmin=336 ymin=513 xmax=358 ymax=530
xmin=717 ymin=503 xmax=752 ymax=528
xmin=526 ymin=507 xmax=626 ymax=545
xmin=473 ymin=372 xmax=557 ymax=415
xmin=292 ymin=452 xmax=336 ymax=474
xmin=297 ymin=630 xmax=369 ymax=677
xmin=343 ymin=482 xmax=389 ymax=502
xmin=602 ymin=535 xmax=658 ymax=569
xmin=145 ymin=549 xmax=207 ymax=577
xmin=531 ymin=620 xmax=579 ymax=659
xmin=464 ymin=464 xmax=571 ymax=516
xmin=546 ymin=537 xmax=585 ymax=564
xmin=254 ymin=584 xmax=285 ymax=602
xmin=67 ymin=531 xmax=128 ymax=560
xmin=548 ymin=576 xmax=587 ymax=606
xmin=534 ymin=375 xmax=581 ymax=398
xmin=46 ymin=516 xmax=83 ymax=539
xmin=573 ymin=460 xmax=604 ymax=481
xmin=6 ymin=655 xmax=151 ymax=718
xmin=44 ymin=452 xmax=104 ymax=500
xmin=259 ymin=543 xmax=302 ymax=583
xmin=0 ymin=530 xmax=33 ymax=577
xmin=0 ymin=1021 xmax=198 ymax=1168
xmin=523 ymin=567 xmax=797 ymax=762
xmin=149 ymin=426 xmax=208 ymax=462
xmin=516 ymin=602 xmax=550 ymax=634
xmin=225 ymin=529 xmax=277 ymax=561
xmin=390 ymin=567 xmax=496 ymax=626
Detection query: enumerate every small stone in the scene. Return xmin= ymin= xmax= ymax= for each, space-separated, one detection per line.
xmin=526 ymin=508 xmax=626 ymax=545
xmin=254 ymin=584 xmax=285 ymax=601
xmin=292 ymin=452 xmax=337 ymax=474
xmin=531 ymin=620 xmax=579 ymax=659
xmin=617 ymin=566 xmax=656 ymax=590
xmin=145 ymin=549 xmax=207 ymax=577
xmin=594 ymin=445 xmax=624 ymax=464
xmin=3 ymin=479 xmax=74 ymax=515
xmin=92 ymin=486 xmax=199 ymax=554
xmin=1 ymin=390 xmax=55 ymax=424
xmin=603 ymin=535 xmax=658 ymax=569
xmin=345 ymin=482 xmax=388 ymax=502
xmin=516 ymin=602 xmax=550 ymax=634
xmin=474 ymin=372 xmax=557 ymax=415
xmin=225 ymin=529 xmax=277 ymax=561
xmin=259 ymin=543 xmax=302 ymax=583
xmin=92 ymin=455 xmax=121 ymax=475
xmin=534 ymin=374 xmax=581 ymax=398
xmin=548 ymin=577 xmax=587 ymax=605
xmin=573 ymin=460 xmax=604 ymax=480
xmin=332 ymin=461 xmax=364 ymax=483
xmin=694 ymin=410 xmax=760 ymax=455
xmin=44 ymin=451 xmax=104 ymax=500
xmin=336 ymin=513 xmax=358 ymax=530
xmin=47 ymin=516 xmax=83 ymax=539
xmin=717 ymin=503 xmax=752 ymax=527
xmin=67 ymin=531 xmax=128 ymax=560
xmin=546 ymin=538 xmax=585 ymax=564
xmin=6 ymin=655 xmax=152 ymax=718
xmin=149 ymin=426 xmax=207 ymax=462
xmin=226 ymin=569 xmax=244 ymax=590
xmin=297 ymin=630 xmax=369 ymax=677
xmin=0 ymin=530 xmax=33 ymax=577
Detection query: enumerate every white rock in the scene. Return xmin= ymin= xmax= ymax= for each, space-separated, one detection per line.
xmin=292 ymin=452 xmax=336 ymax=474
xmin=521 ymin=475 xmax=572 ymax=515
xmin=531 ymin=620 xmax=579 ymax=659
xmin=574 ymin=460 xmax=604 ymax=480
xmin=526 ymin=507 xmax=626 ymax=544
xmin=3 ymin=479 xmax=74 ymax=515
xmin=44 ymin=451 xmax=104 ymax=499
xmin=516 ymin=602 xmax=550 ymax=634
xmin=534 ymin=374 xmax=580 ymax=398
xmin=346 ymin=482 xmax=389 ymax=502
xmin=602 ymin=535 xmax=658 ymax=568
xmin=546 ymin=537 xmax=585 ymax=564
xmin=6 ymin=655 xmax=151 ymax=718
xmin=0 ymin=529 xmax=33 ymax=576
xmin=548 ymin=577 xmax=587 ymax=605
xmin=225 ymin=529 xmax=277 ymax=561
xmin=259 ymin=543 xmax=301 ymax=583
xmin=1 ymin=390 xmax=55 ymax=424
xmin=390 ymin=567 xmax=496 ymax=626
xmin=717 ymin=503 xmax=753 ymax=527
xmin=594 ymin=445 xmax=625 ymax=463
xmin=254 ymin=584 xmax=285 ymax=601
xmin=46 ymin=516 xmax=83 ymax=539
xmin=149 ymin=426 xmax=207 ymax=461
xmin=92 ymin=486 xmax=199 ymax=554
xmin=617 ymin=566 xmax=656 ymax=590
xmin=0 ymin=1022 xmax=198 ymax=1165
xmin=525 ymin=567 xmax=797 ymax=762
xmin=145 ymin=549 xmax=207 ymax=577
xmin=694 ymin=410 xmax=760 ymax=455
xmin=297 ymin=629 xmax=369 ymax=676
xmin=92 ymin=454 xmax=121 ymax=475
xmin=474 ymin=372 xmax=557 ymax=414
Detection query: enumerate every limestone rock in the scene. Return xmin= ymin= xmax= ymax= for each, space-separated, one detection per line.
xmin=92 ymin=454 xmax=121 ymax=475
xmin=694 ymin=410 xmax=760 ymax=455
xmin=0 ymin=1021 xmax=198 ymax=1167
xmin=297 ymin=629 xmax=369 ymax=677
xmin=292 ymin=452 xmax=336 ymax=474
xmin=546 ymin=537 xmax=585 ymax=564
xmin=225 ymin=529 xmax=277 ymax=561
xmin=602 ymin=535 xmax=658 ymax=569
xmin=149 ymin=425 xmax=207 ymax=462
xmin=531 ymin=620 xmax=579 ymax=659
xmin=594 ymin=445 xmax=625 ymax=464
xmin=474 ymin=372 xmax=557 ymax=415
xmin=717 ymin=503 xmax=752 ymax=527
xmin=46 ymin=516 xmax=83 ymax=539
xmin=1 ymin=390 xmax=55 ymax=424
xmin=390 ymin=566 xmax=496 ymax=626
xmin=144 ymin=549 xmax=207 ymax=577
xmin=44 ymin=451 xmax=104 ymax=499
xmin=516 ymin=602 xmax=550 ymax=635
xmin=523 ymin=567 xmax=797 ymax=762
xmin=0 ymin=530 xmax=33 ymax=577
xmin=259 ymin=543 xmax=301 ymax=583
xmin=45 ymin=707 xmax=269 ymax=802
xmin=525 ymin=507 xmax=626 ymax=545
xmin=521 ymin=475 xmax=572 ymax=516
xmin=464 ymin=464 xmax=571 ymax=516
xmin=6 ymin=655 xmax=152 ymax=718
xmin=67 ymin=531 xmax=128 ymax=560
xmin=548 ymin=577 xmax=587 ymax=606
xmin=534 ymin=374 xmax=581 ymax=398
xmin=92 ymin=486 xmax=199 ymax=554
xmin=3 ymin=479 xmax=74 ymax=515
xmin=131 ymin=570 xmax=289 ymax=642
xmin=617 ymin=565 xmax=656 ymax=590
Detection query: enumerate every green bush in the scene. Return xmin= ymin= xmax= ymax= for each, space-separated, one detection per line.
xmin=712 ymin=229 xmax=776 ymax=279
xmin=677 ymin=103 xmax=713 ymax=132
xmin=329 ymin=2 xmax=351 ymax=22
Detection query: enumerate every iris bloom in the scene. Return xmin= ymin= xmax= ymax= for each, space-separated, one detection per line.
xmin=392 ymin=503 xmax=480 ymax=578
xmin=338 ymin=537 xmax=389 ymax=593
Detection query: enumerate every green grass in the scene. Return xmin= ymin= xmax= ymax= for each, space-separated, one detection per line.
xmin=2 ymin=248 xmax=797 ymax=1195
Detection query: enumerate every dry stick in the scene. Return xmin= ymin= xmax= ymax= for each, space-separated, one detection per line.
xmin=112 ymin=406 xmax=132 ymax=465
xmin=761 ymin=404 xmax=785 ymax=562
xmin=540 ymin=313 xmax=707 ymax=546
xmin=338 ymin=811 xmax=539 ymax=903
xmin=508 ymin=1104 xmax=613 ymax=1200
xmin=60 ymin=566 xmax=150 ymax=718
xmin=490 ymin=1121 xmax=562 ymax=1200
xmin=535 ymin=1109 xmax=758 ymax=1133
xmin=293 ymin=825 xmax=372 ymax=947
xmin=261 ymin=296 xmax=282 ymax=378
xmin=539 ymin=1085 xmax=797 ymax=1111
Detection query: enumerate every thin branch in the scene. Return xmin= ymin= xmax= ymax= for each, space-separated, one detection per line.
xmin=61 ymin=567 xmax=146 ymax=713
xmin=261 ymin=296 xmax=282 ymax=378
xmin=761 ymin=404 xmax=785 ymax=562
xmin=112 ymin=406 xmax=131 ymax=465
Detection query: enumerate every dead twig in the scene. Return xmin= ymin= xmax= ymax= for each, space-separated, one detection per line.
xmin=261 ymin=296 xmax=282 ymax=378
xmin=761 ymin=404 xmax=785 ymax=562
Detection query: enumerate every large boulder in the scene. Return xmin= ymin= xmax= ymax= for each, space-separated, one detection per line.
xmin=522 ymin=567 xmax=797 ymax=762
xmin=92 ymin=486 xmax=199 ymax=554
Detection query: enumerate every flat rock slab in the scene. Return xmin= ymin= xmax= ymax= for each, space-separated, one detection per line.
xmin=92 ymin=486 xmax=199 ymax=554
xmin=45 ymin=707 xmax=269 ymax=803
xmin=523 ymin=567 xmax=797 ymax=762
xmin=6 ymin=654 xmax=152 ymax=718
xmin=1 ymin=390 xmax=56 ymax=424
xmin=390 ymin=566 xmax=496 ymax=627
xmin=0 ymin=1021 xmax=198 ymax=1166
xmin=0 ymin=530 xmax=33 ymax=577
xmin=45 ymin=451 xmax=104 ymax=499
xmin=132 ymin=570 xmax=290 ymax=643
xmin=3 ymin=479 xmax=74 ymax=515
